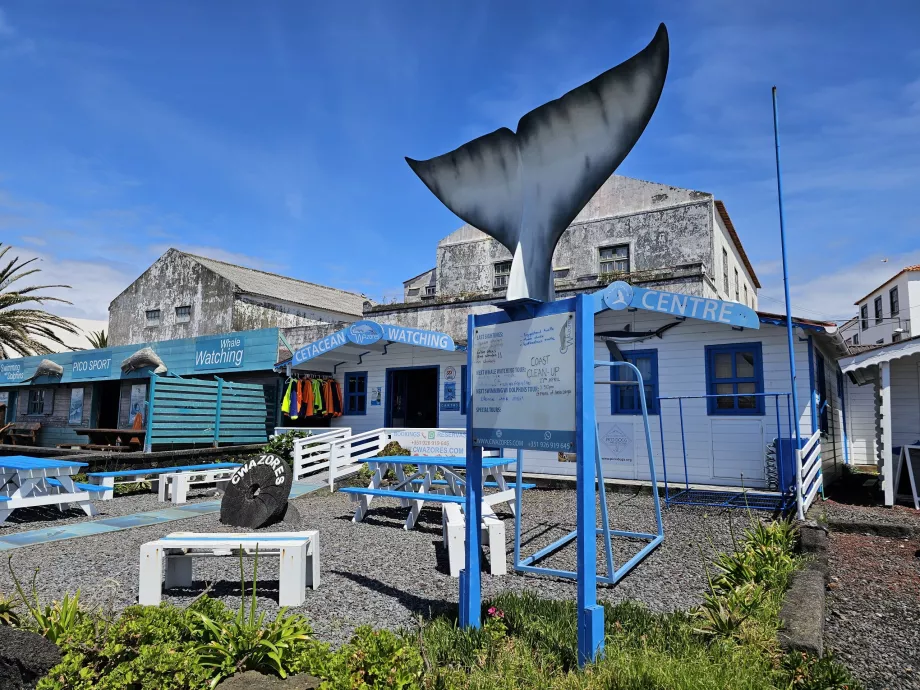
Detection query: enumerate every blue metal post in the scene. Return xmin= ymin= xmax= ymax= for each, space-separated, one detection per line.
xmin=772 ymin=86 xmax=802 ymax=451
xmin=460 ymin=313 xmax=482 ymax=629
xmin=658 ymin=399 xmax=670 ymax=506
xmin=678 ymin=398 xmax=689 ymax=492
xmin=575 ymin=294 xmax=603 ymax=665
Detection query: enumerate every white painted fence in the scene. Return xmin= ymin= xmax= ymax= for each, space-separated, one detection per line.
xmin=327 ymin=429 xmax=390 ymax=489
xmin=796 ymin=430 xmax=823 ymax=519
xmin=291 ymin=428 xmax=353 ymax=480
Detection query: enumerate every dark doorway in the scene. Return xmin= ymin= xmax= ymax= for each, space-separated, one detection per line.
xmin=95 ymin=381 xmax=121 ymax=428
xmin=386 ymin=367 xmax=438 ymax=428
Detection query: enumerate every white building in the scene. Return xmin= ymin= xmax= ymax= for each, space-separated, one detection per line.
xmin=840 ymin=265 xmax=920 ymax=348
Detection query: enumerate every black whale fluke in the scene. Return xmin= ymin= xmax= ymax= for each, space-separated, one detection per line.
xmin=406 ymin=23 xmax=669 ymax=303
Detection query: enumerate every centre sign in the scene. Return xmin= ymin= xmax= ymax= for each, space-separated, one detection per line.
xmin=602 ymin=281 xmax=760 ymax=329
xmin=471 ymin=311 xmax=576 ymax=451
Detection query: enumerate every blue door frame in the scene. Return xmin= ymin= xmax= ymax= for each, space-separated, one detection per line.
xmin=384 ymin=365 xmax=440 ymax=428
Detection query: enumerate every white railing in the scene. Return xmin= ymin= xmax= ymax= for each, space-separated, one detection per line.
xmin=291 ymin=428 xmax=353 ymax=480
xmin=796 ymin=430 xmax=823 ymax=519
xmin=274 ymin=427 xmax=338 ymax=437
xmin=328 ymin=429 xmax=390 ymax=490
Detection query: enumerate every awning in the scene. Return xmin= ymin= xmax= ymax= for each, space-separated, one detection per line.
xmin=280 ymin=320 xmax=455 ymax=372
xmin=840 ymin=335 xmax=920 ymax=374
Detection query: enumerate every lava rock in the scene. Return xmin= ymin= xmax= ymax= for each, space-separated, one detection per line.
xmin=216 ymin=670 xmax=321 ymax=689
xmin=220 ymin=454 xmax=293 ymax=529
xmin=280 ymin=502 xmax=301 ymax=526
xmin=0 ymin=626 xmax=62 ymax=690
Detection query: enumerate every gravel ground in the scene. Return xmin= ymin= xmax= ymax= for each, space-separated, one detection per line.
xmin=824 ymin=530 xmax=920 ymax=690
xmin=0 ymin=486 xmax=757 ymax=647
xmin=816 ymin=498 xmax=920 ymax=531
xmin=0 ymin=487 xmax=216 ymax=536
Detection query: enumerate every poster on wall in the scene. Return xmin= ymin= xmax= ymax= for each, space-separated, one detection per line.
xmin=129 ymin=384 xmax=147 ymax=424
xmin=471 ymin=311 xmax=576 ymax=450
xmin=68 ymin=388 xmax=84 ymax=425
xmin=388 ymin=429 xmax=466 ymax=457
xmin=443 ymin=382 xmax=456 ymax=401
xmin=0 ymin=391 xmax=8 ymax=407
xmin=370 ymin=386 xmax=382 ymax=406
xmin=597 ymin=422 xmax=635 ymax=468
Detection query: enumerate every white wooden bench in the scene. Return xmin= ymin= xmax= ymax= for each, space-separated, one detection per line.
xmin=157 ymin=467 xmax=240 ymax=504
xmin=87 ymin=462 xmax=241 ymax=500
xmin=441 ymin=503 xmax=506 ymax=577
xmin=138 ymin=531 xmax=319 ymax=607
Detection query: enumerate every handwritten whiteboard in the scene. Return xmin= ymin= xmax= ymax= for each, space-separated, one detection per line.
xmin=471 ymin=311 xmax=576 ymax=450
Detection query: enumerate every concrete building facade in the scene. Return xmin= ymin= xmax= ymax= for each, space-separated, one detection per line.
xmin=109 ymin=249 xmax=369 ymax=346
xmin=839 ymin=266 xmax=920 ymax=348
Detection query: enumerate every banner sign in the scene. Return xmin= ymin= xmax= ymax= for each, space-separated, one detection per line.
xmin=195 ymin=335 xmax=245 ymax=370
xmin=471 ymin=311 xmax=576 ymax=450
xmin=0 ymin=361 xmax=28 ymax=384
xmin=71 ymin=352 xmax=113 ymax=380
xmin=292 ymin=321 xmax=455 ymax=365
xmin=388 ymin=429 xmax=466 ymax=457
xmin=598 ymin=422 xmax=634 ymax=467
xmin=68 ymin=387 xmax=85 ymax=424
xmin=601 ymin=281 xmax=760 ymax=329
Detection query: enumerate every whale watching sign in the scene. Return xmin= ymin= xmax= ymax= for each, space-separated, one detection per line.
xmin=471 ymin=311 xmax=577 ymax=450
xmin=195 ymin=335 xmax=246 ymax=370
xmin=600 ymin=281 xmax=760 ymax=329
xmin=292 ymin=320 xmax=455 ymax=365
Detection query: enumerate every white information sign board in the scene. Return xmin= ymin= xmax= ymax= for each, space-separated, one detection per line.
xmin=471 ymin=311 xmax=576 ymax=450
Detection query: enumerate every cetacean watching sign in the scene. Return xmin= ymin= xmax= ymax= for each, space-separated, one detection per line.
xmin=292 ymin=321 xmax=455 ymax=365
xmin=600 ymin=281 xmax=760 ymax=329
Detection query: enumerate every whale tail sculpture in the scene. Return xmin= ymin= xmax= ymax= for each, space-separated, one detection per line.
xmin=407 ymin=23 xmax=669 ymax=302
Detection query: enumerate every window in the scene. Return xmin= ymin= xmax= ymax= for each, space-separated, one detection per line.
xmin=876 ymin=338 xmax=884 ymax=345
xmin=599 ymin=245 xmax=629 ymax=275
xmin=705 ymin=343 xmax=765 ymax=415
xmin=553 ymin=267 xmax=570 ymax=281
xmin=424 ymin=285 xmax=436 ymax=297
xmin=734 ymin=268 xmax=740 ymax=302
xmin=722 ymin=248 xmax=729 ymax=294
xmin=145 ymin=309 xmax=161 ymax=326
xmin=815 ymin=353 xmax=828 ymax=434
xmin=893 ymin=332 xmax=902 ymax=343
xmin=27 ymin=389 xmax=53 ymax=415
xmin=611 ymin=350 xmax=659 ymax=415
xmin=890 ymin=287 xmax=899 ymax=317
xmin=493 ymin=261 xmax=512 ymax=289
xmin=874 ymin=296 xmax=883 ymax=325
xmin=407 ymin=287 xmax=419 ymax=296
xmin=461 ymin=364 xmax=468 ymax=415
xmin=175 ymin=305 xmax=191 ymax=323
xmin=744 ymin=284 xmax=748 ymax=306
xmin=852 ymin=332 xmax=859 ymax=345
xmin=860 ymin=305 xmax=869 ymax=330
xmin=344 ymin=372 xmax=367 ymax=415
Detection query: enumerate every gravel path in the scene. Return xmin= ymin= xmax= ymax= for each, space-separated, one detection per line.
xmin=816 ymin=499 xmax=920 ymax=531
xmin=825 ymin=531 xmax=920 ymax=690
xmin=0 ymin=487 xmax=756 ymax=647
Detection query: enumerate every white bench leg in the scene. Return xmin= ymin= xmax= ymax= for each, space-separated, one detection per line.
xmin=404 ymin=473 xmax=432 ymax=530
xmin=0 ymin=509 xmax=10 ymax=525
xmin=279 ymin=542 xmax=307 ymax=607
xmin=164 ymin=554 xmax=193 ymax=589
xmin=171 ymin=475 xmax=190 ymax=505
xmin=138 ymin=543 xmax=164 ymax=605
xmin=306 ymin=531 xmax=320 ymax=590
xmin=485 ymin=518 xmax=507 ymax=576
xmin=157 ymin=476 xmax=168 ymax=502
xmin=90 ymin=476 xmax=115 ymax=501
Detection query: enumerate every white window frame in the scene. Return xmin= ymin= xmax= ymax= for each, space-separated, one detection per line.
xmin=175 ymin=305 xmax=191 ymax=323
xmin=493 ymin=261 xmax=512 ymax=289
xmin=424 ymin=285 xmax=436 ymax=297
xmin=722 ymin=248 xmax=729 ymax=294
xmin=598 ymin=245 xmax=629 ymax=276
xmin=145 ymin=309 xmax=161 ymax=326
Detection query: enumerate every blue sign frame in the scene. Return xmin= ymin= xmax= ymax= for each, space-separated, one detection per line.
xmin=71 ymin=352 xmax=114 ymax=380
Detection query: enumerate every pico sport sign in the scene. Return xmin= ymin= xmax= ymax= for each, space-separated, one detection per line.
xmin=292 ymin=320 xmax=455 ymax=365
xmin=601 ymin=281 xmax=760 ymax=329
xmin=71 ymin=352 xmax=113 ymax=380
xmin=195 ymin=335 xmax=245 ymax=370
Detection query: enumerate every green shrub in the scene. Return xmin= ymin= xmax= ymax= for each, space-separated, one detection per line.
xmin=0 ymin=592 xmax=20 ymax=627
xmin=8 ymin=560 xmax=83 ymax=644
xmin=322 ymin=626 xmax=423 ymax=690
xmin=263 ymin=431 xmax=310 ymax=464
xmin=782 ymin=650 xmax=863 ymax=689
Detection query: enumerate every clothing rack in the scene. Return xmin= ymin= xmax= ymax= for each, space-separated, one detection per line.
xmin=282 ymin=375 xmax=343 ymax=420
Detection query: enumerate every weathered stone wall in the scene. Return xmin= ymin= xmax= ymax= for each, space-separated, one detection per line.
xmin=109 ymin=250 xmax=235 ymax=346
xmin=232 ymin=296 xmax=356 ymax=332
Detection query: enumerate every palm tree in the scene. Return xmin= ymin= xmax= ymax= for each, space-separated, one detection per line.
xmin=0 ymin=243 xmax=79 ymax=358
xmin=85 ymin=329 xmax=108 ymax=349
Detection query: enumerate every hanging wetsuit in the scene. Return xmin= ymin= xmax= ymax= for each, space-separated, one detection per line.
xmin=289 ymin=379 xmax=300 ymax=420
xmin=331 ymin=380 xmax=343 ymax=417
xmin=297 ymin=379 xmax=306 ymax=418
xmin=281 ymin=380 xmax=293 ymax=417
xmin=312 ymin=379 xmax=324 ymax=415
xmin=301 ymin=377 xmax=312 ymax=417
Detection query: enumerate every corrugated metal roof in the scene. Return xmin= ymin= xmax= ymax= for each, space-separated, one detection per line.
xmin=180 ymin=252 xmax=367 ymax=316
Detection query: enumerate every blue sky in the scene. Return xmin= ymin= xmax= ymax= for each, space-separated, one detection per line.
xmin=1 ymin=0 xmax=918 ymax=323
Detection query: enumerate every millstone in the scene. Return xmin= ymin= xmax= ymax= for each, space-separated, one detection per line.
xmin=220 ymin=454 xmax=293 ymax=528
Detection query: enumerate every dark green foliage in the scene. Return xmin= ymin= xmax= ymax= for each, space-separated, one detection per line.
xmin=263 ymin=431 xmax=310 ymax=464
xmin=0 ymin=592 xmax=20 ymax=627
xmin=321 ymin=627 xmax=423 ymax=690
xmin=376 ymin=441 xmax=411 ymax=457
xmin=782 ymin=651 xmax=863 ymax=690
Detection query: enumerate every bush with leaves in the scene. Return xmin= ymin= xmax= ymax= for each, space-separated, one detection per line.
xmin=8 ymin=560 xmax=83 ymax=644
xmin=321 ymin=626 xmax=423 ymax=690
xmin=262 ymin=431 xmax=311 ymax=464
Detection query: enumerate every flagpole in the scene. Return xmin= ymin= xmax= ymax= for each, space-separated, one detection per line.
xmin=772 ymin=86 xmax=804 ymax=516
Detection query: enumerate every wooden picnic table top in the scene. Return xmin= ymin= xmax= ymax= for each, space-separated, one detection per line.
xmin=0 ymin=455 xmax=88 ymax=472
xmin=75 ymin=428 xmax=147 ymax=437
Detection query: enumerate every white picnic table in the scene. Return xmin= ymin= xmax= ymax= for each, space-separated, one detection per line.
xmin=341 ymin=455 xmax=523 ymax=530
xmin=0 ymin=455 xmax=99 ymax=524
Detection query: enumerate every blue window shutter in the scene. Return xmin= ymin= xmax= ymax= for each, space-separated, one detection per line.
xmin=704 ymin=343 xmax=765 ymax=416
xmin=344 ymin=371 xmax=368 ymax=416
xmin=611 ymin=349 xmax=659 ymax=415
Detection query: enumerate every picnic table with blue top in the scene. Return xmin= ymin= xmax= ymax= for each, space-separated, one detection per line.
xmin=340 ymin=455 xmax=532 ymax=530
xmin=0 ymin=456 xmax=103 ymax=524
